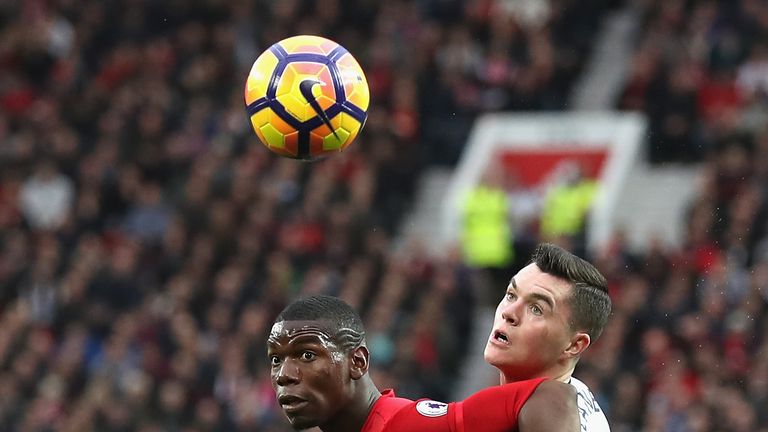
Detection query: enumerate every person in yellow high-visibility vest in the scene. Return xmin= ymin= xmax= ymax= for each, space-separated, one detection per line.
xmin=461 ymin=165 xmax=515 ymax=305
xmin=540 ymin=163 xmax=597 ymax=242
xmin=461 ymin=184 xmax=513 ymax=268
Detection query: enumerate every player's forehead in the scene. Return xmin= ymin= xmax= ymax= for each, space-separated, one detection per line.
xmin=268 ymin=320 xmax=339 ymax=348
xmin=509 ymin=263 xmax=571 ymax=298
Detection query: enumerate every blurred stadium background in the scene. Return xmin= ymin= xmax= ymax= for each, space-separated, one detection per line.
xmin=1 ymin=0 xmax=767 ymax=430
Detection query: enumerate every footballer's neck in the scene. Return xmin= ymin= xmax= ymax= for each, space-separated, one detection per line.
xmin=500 ymin=363 xmax=576 ymax=385
xmin=321 ymin=377 xmax=381 ymax=432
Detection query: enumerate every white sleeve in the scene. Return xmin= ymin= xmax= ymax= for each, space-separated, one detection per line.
xmin=569 ymin=377 xmax=610 ymax=432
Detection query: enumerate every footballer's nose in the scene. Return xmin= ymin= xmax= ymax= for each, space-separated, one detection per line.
xmin=274 ymin=360 xmax=301 ymax=386
xmin=500 ymin=301 xmax=520 ymax=326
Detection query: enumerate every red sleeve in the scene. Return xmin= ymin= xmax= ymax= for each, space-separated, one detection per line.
xmin=362 ymin=392 xmax=415 ymax=432
xmin=385 ymin=401 xmax=455 ymax=432
xmin=384 ymin=378 xmax=547 ymax=432
xmin=455 ymin=377 xmax=547 ymax=432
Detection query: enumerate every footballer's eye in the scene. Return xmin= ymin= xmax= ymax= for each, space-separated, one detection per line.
xmin=505 ymin=292 xmax=517 ymax=302
xmin=300 ymin=351 xmax=316 ymax=361
xmin=530 ymin=304 xmax=543 ymax=316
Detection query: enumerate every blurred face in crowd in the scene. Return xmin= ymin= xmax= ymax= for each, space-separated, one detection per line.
xmin=267 ymin=320 xmax=352 ymax=430
xmin=484 ymin=263 xmax=590 ymax=381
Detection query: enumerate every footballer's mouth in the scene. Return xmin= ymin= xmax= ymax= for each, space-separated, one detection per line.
xmin=491 ymin=329 xmax=510 ymax=345
xmin=278 ymin=394 xmax=310 ymax=412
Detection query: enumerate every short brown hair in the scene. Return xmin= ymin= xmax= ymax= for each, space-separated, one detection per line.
xmin=530 ymin=243 xmax=611 ymax=341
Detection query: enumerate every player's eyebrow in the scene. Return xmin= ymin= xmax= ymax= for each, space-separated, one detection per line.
xmin=529 ymin=292 xmax=555 ymax=310
xmin=509 ymin=278 xmax=555 ymax=310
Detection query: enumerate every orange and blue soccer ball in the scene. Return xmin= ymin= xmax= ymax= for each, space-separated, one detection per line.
xmin=245 ymin=35 xmax=370 ymax=160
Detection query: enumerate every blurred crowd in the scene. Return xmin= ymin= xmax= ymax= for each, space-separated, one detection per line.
xmin=586 ymin=0 xmax=768 ymax=431
xmin=0 ymin=0 xmax=618 ymax=431
xmin=2 ymin=0 xmax=766 ymax=431
xmin=619 ymin=0 xmax=768 ymax=164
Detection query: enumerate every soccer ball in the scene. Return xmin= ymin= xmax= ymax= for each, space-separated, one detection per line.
xmin=244 ymin=35 xmax=370 ymax=160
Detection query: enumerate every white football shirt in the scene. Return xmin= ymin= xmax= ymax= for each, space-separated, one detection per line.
xmin=569 ymin=376 xmax=610 ymax=431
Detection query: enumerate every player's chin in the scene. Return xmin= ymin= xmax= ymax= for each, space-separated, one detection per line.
xmin=485 ymin=341 xmax=515 ymax=365
xmin=483 ymin=343 xmax=502 ymax=365
xmin=286 ymin=415 xmax=319 ymax=431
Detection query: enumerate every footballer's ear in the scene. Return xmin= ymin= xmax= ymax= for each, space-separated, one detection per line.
xmin=349 ymin=346 xmax=370 ymax=380
xmin=563 ymin=331 xmax=590 ymax=359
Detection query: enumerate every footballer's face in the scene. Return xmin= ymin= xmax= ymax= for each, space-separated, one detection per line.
xmin=484 ymin=263 xmax=587 ymax=381
xmin=268 ymin=320 xmax=351 ymax=430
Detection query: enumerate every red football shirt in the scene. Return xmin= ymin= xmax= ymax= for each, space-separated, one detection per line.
xmin=361 ymin=377 xmax=547 ymax=432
